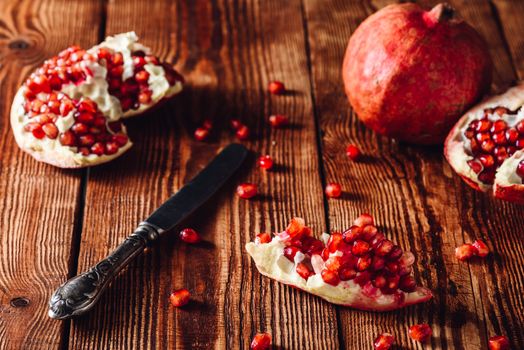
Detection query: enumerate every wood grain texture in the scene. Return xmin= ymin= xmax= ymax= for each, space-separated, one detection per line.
xmin=0 ymin=1 xmax=103 ymax=349
xmin=304 ymin=0 xmax=524 ymax=349
xmin=68 ymin=0 xmax=338 ymax=349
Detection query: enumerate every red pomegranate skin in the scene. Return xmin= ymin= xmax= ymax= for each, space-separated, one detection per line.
xmin=343 ymin=3 xmax=492 ymax=144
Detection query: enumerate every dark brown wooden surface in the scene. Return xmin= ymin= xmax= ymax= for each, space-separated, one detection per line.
xmin=0 ymin=0 xmax=523 ymax=349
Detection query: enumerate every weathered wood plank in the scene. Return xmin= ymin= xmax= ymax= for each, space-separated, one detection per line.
xmin=0 ymin=1 xmax=102 ymax=349
xmin=68 ymin=0 xmax=338 ymax=349
xmin=303 ymin=0 xmax=524 ymax=349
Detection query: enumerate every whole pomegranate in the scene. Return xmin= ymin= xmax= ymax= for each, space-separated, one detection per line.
xmin=342 ymin=3 xmax=492 ymax=144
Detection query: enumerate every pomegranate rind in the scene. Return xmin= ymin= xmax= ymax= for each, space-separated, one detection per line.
xmin=245 ymin=239 xmax=432 ymax=312
xmin=444 ymin=84 xmax=524 ymax=203
xmin=343 ymin=3 xmax=492 ymax=145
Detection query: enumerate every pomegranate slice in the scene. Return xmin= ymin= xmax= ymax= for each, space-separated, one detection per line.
xmin=11 ymin=32 xmax=183 ymax=168
xmin=445 ymin=84 xmax=524 ymax=203
xmin=245 ymin=215 xmax=432 ymax=311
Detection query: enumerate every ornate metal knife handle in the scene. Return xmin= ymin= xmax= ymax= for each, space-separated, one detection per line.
xmin=48 ymin=222 xmax=163 ymax=320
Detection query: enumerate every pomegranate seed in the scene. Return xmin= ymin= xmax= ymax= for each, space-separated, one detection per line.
xmin=76 ymin=112 xmax=95 ymax=124
xmin=283 ymin=246 xmax=300 ymax=261
xmin=258 ymin=155 xmax=274 ymax=170
xmin=399 ymin=275 xmax=417 ymax=292
xmin=105 ymin=142 xmax=119 ymax=155
xmin=346 ymin=144 xmax=361 ymax=161
xmin=237 ymin=183 xmax=257 ymax=199
xmin=362 ymin=225 xmax=378 ymax=241
xmin=112 ymin=52 xmax=124 ymax=65
xmin=352 ymin=240 xmax=370 ymax=256
xmin=179 ymin=228 xmax=201 ymax=243
xmin=71 ymin=122 xmax=88 ymax=135
xmin=339 ymin=266 xmax=357 ymax=281
xmin=325 ymin=256 xmax=342 ymax=271
xmin=374 ymin=333 xmax=395 ymax=350
xmin=269 ymin=114 xmax=289 ymax=128
xmin=78 ymin=147 xmax=90 ymax=156
xmin=194 ymin=127 xmax=209 ymax=141
xmin=236 ymin=125 xmax=250 ymax=140
xmin=354 ymin=213 xmax=374 ymax=227
xmin=113 ymin=134 xmax=129 ymax=146
xmin=327 ymin=232 xmax=344 ymax=253
xmin=230 ymin=119 xmax=241 ymax=130
xmin=97 ymin=48 xmax=111 ymax=60
xmin=202 ymin=119 xmax=213 ymax=130
xmin=59 ymin=100 xmax=74 ymax=116
xmin=169 ymin=288 xmax=190 ymax=307
xmin=90 ymin=142 xmax=105 ymax=156
xmin=255 ymin=233 xmax=271 ymax=244
xmin=78 ymin=99 xmax=97 ymax=114
xmin=479 ymin=154 xmax=495 ymax=168
xmin=472 ymin=239 xmax=489 ymax=257
xmin=321 ymin=269 xmax=340 ymax=286
xmin=342 ymin=225 xmax=362 ymax=243
xmin=516 ymin=120 xmax=524 ymax=134
xmin=268 ymin=80 xmax=285 ymax=95
xmin=41 ymin=123 xmax=58 ymax=139
xmin=59 ymin=131 xmax=76 ymax=146
xmin=488 ymin=335 xmax=510 ymax=350
xmin=371 ymin=256 xmax=386 ymax=271
xmin=455 ymin=243 xmax=477 ymax=261
xmin=517 ymin=160 xmax=524 ymax=178
xmin=250 ymin=332 xmax=271 ymax=350
xmin=135 ymin=70 xmax=150 ymax=83
xmin=475 ymin=119 xmax=492 ymax=132
xmin=492 ymin=131 xmax=507 ymax=145
xmin=296 ymin=262 xmax=313 ymax=280
xmin=481 ymin=140 xmax=495 ymax=153
xmin=325 ymin=183 xmax=342 ymax=198
xmin=375 ymin=240 xmax=394 ymax=256
xmin=78 ymin=134 xmax=95 ymax=147
xmin=491 ymin=120 xmax=507 ymax=133
xmin=506 ymin=128 xmax=519 ymax=143
xmin=408 ymin=324 xmax=432 ymax=342
xmin=133 ymin=55 xmax=146 ymax=69
xmin=138 ymin=91 xmax=152 ymax=104
xmin=373 ymin=274 xmax=387 ymax=288
xmin=29 ymin=124 xmax=45 ymax=139
xmin=356 ymin=255 xmax=372 ymax=271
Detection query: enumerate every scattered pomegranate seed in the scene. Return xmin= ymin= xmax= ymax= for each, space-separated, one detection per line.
xmin=374 ymin=332 xmax=395 ymax=350
xmin=179 ymin=228 xmax=201 ymax=243
xmin=258 ymin=155 xmax=274 ymax=170
xmin=194 ymin=127 xmax=210 ymax=141
xmin=230 ymin=119 xmax=242 ymax=130
xmin=250 ymin=332 xmax=271 ymax=350
xmin=346 ymin=144 xmax=361 ymax=161
xmin=408 ymin=324 xmax=432 ymax=343
xmin=472 ymin=239 xmax=489 ymax=257
xmin=354 ymin=213 xmax=374 ymax=227
xmin=169 ymin=288 xmax=191 ymax=307
xmin=237 ymin=183 xmax=257 ymax=199
xmin=325 ymin=183 xmax=342 ymax=198
xmin=268 ymin=80 xmax=285 ymax=95
xmin=268 ymin=114 xmax=288 ymax=128
xmin=488 ymin=335 xmax=510 ymax=350
xmin=236 ymin=125 xmax=250 ymax=140
xmin=255 ymin=233 xmax=271 ymax=244
xmin=455 ymin=243 xmax=477 ymax=261
xmin=202 ymin=119 xmax=213 ymax=130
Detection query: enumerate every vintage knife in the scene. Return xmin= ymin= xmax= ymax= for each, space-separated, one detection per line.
xmin=48 ymin=143 xmax=248 ymax=320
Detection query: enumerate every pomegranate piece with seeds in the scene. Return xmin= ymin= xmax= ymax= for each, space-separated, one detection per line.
xmin=169 ymin=288 xmax=191 ymax=307
xmin=408 ymin=323 xmax=432 ymax=342
xmin=237 ymin=183 xmax=257 ymax=199
xmin=325 ymin=183 xmax=342 ymax=198
xmin=268 ymin=80 xmax=285 ymax=95
xmin=374 ymin=333 xmax=395 ymax=350
xmin=245 ymin=214 xmax=432 ymax=311
xmin=445 ymin=84 xmax=524 ymax=204
xmin=11 ymin=32 xmax=183 ymax=168
xmin=488 ymin=335 xmax=510 ymax=350
xmin=250 ymin=332 xmax=271 ymax=350
xmin=179 ymin=228 xmax=201 ymax=244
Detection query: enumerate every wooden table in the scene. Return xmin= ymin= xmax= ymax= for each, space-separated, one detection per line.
xmin=1 ymin=0 xmax=523 ymax=349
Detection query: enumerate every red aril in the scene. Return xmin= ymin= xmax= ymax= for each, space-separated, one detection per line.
xmin=194 ymin=127 xmax=209 ymax=141
xmin=374 ymin=333 xmax=395 ymax=350
xmin=455 ymin=244 xmax=477 ymax=261
xmin=237 ymin=183 xmax=257 ymax=199
xmin=488 ymin=335 xmax=510 ymax=350
xmin=325 ymin=183 xmax=342 ymax=198
xmin=169 ymin=288 xmax=190 ymax=307
xmin=472 ymin=239 xmax=489 ymax=257
xmin=269 ymin=114 xmax=288 ymax=128
xmin=343 ymin=3 xmax=492 ymax=144
xmin=236 ymin=125 xmax=250 ymax=140
xmin=346 ymin=144 xmax=361 ymax=161
xmin=408 ymin=323 xmax=432 ymax=342
xmin=245 ymin=214 xmax=432 ymax=311
xmin=255 ymin=233 xmax=271 ymax=244
xmin=250 ymin=332 xmax=271 ymax=350
xmin=179 ymin=228 xmax=201 ymax=244
xmin=268 ymin=80 xmax=285 ymax=95
xmin=258 ymin=155 xmax=274 ymax=170
xmin=230 ymin=119 xmax=241 ymax=130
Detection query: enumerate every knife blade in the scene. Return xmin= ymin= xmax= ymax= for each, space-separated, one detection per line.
xmin=48 ymin=143 xmax=248 ymax=320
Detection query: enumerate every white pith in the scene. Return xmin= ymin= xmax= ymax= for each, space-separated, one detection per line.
xmin=245 ymin=235 xmax=431 ymax=311
xmin=447 ymin=84 xmax=524 ymax=191
xmin=10 ymin=32 xmax=182 ymax=168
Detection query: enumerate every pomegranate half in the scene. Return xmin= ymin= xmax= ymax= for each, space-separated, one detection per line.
xmin=445 ymin=84 xmax=524 ymax=204
xmin=246 ymin=215 xmax=432 ymax=311
xmin=342 ymin=3 xmax=492 ymax=144
xmin=10 ymin=32 xmax=183 ymax=168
